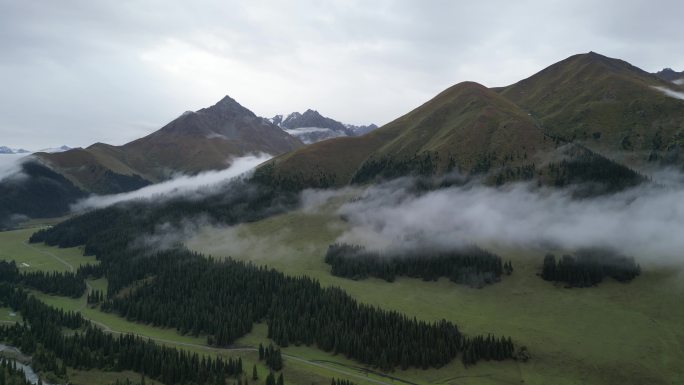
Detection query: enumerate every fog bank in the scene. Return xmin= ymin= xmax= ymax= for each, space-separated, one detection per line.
xmin=73 ymin=154 xmax=271 ymax=211
xmin=0 ymin=154 xmax=29 ymax=182
xmin=328 ymin=178 xmax=684 ymax=265
xmin=653 ymin=86 xmax=684 ymax=100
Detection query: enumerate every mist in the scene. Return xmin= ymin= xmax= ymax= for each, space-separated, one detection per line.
xmin=72 ymin=154 xmax=271 ymax=211
xmin=653 ymin=86 xmax=684 ymax=100
xmin=326 ymin=176 xmax=684 ymax=266
xmin=0 ymin=154 xmax=30 ymax=182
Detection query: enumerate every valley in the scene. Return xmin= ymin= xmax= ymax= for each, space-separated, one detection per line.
xmin=1 ymin=48 xmax=683 ymax=385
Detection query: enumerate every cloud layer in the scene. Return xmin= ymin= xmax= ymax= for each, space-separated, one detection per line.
xmin=2 ymin=0 xmax=684 ymax=149
xmin=0 ymin=154 xmax=30 ymax=182
xmin=654 ymin=86 xmax=684 ymax=100
xmin=330 ymin=177 xmax=684 ymax=266
xmin=72 ymin=153 xmax=271 ymax=210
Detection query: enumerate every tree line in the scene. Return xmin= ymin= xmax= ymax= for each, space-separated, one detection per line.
xmin=26 ymin=177 xmax=518 ymax=372
xmin=0 ymin=358 xmax=33 ymax=385
xmin=0 ymin=283 xmax=244 ymax=385
xmin=258 ymin=343 xmax=283 ymax=371
xmin=0 ymin=260 xmax=85 ymax=298
xmin=545 ymin=145 xmax=645 ymax=196
xmin=541 ymin=250 xmax=641 ymax=287
xmin=325 ymin=243 xmax=512 ymax=288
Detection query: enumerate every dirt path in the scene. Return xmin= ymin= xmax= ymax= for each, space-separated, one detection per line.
xmin=22 ymin=241 xmax=94 ymax=311
xmin=23 ymin=241 xmax=73 ymax=271
xmin=82 ymin=314 xmax=403 ymax=385
xmin=20 ymin=241 xmax=411 ymax=385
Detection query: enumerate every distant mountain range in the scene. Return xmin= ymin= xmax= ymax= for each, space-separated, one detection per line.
xmin=0 ymin=145 xmax=71 ymax=155
xmin=269 ymin=109 xmax=377 ymax=144
xmin=259 ymin=52 xmax=684 ymax=189
xmin=0 ymin=96 xmax=302 ymax=226
xmin=3 ymin=51 xmax=684 ymax=225
xmin=33 ymin=96 xmax=302 ymax=194
xmin=0 ymin=146 xmax=29 ymax=154
xmin=654 ymin=68 xmax=684 ymax=84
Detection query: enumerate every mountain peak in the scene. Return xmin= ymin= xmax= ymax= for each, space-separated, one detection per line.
xmin=215 ymin=95 xmax=239 ymax=106
xmin=654 ymin=67 xmax=684 ymax=82
xmin=200 ymin=95 xmax=256 ymax=118
xmin=303 ymin=109 xmax=321 ymax=116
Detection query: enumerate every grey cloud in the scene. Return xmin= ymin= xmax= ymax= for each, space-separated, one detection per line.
xmin=654 ymin=86 xmax=684 ymax=100
xmin=1 ymin=0 xmax=684 ymax=149
xmin=326 ymin=176 xmax=684 ymax=267
xmin=0 ymin=154 xmax=31 ymax=182
xmin=71 ymin=153 xmax=271 ymax=211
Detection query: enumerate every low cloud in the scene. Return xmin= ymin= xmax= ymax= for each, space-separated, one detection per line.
xmin=0 ymin=154 xmax=31 ymax=182
xmin=653 ymin=86 xmax=684 ymax=100
xmin=330 ymin=176 xmax=684 ymax=266
xmin=72 ymin=153 xmax=271 ymax=211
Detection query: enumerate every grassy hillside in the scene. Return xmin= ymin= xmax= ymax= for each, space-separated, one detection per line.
xmin=259 ymin=52 xmax=684 ymax=191
xmin=186 ymin=199 xmax=684 ymax=385
xmin=36 ymin=95 xmax=302 ymax=194
xmin=260 ymin=82 xmax=552 ymax=187
xmin=500 ymin=52 xmax=684 ymax=167
xmin=36 ymin=146 xmax=150 ymax=194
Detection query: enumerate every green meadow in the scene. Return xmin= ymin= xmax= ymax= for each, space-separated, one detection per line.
xmin=3 ymin=211 xmax=684 ymax=385
xmin=186 ymin=200 xmax=684 ymax=385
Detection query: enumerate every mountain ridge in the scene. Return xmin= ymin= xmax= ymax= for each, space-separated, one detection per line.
xmin=258 ymin=52 xmax=684 ymax=189
xmin=269 ymin=109 xmax=377 ymax=143
xmin=35 ymin=95 xmax=303 ymax=192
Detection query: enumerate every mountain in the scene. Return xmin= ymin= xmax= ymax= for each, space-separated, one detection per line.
xmin=257 ymin=52 xmax=684 ymax=189
xmin=269 ymin=109 xmax=377 ymax=143
xmin=39 ymin=145 xmax=71 ymax=153
xmin=0 ymin=95 xmax=303 ymax=223
xmin=654 ymin=68 xmax=684 ymax=83
xmin=0 ymin=146 xmax=29 ymax=154
xmin=257 ymin=81 xmax=552 ymax=187
xmin=499 ymin=52 xmax=684 ymax=165
xmin=34 ymin=95 xmax=303 ymax=193
xmin=0 ymin=159 xmax=85 ymax=228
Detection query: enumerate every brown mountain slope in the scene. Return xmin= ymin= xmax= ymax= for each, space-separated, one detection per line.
xmin=499 ymin=52 xmax=684 ymax=166
xmin=259 ymin=81 xmax=552 ymax=187
xmin=36 ymin=96 xmax=303 ymax=193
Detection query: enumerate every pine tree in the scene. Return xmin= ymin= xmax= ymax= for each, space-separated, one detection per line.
xmin=252 ymin=364 xmax=258 ymax=380
xmin=265 ymin=372 xmax=276 ymax=385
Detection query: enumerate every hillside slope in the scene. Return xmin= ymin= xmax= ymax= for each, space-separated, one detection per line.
xmin=36 ymin=96 xmax=302 ymax=192
xmin=259 ymin=53 xmax=684 ymax=189
xmin=258 ymin=81 xmax=551 ymax=187
xmin=499 ymin=52 xmax=684 ymax=166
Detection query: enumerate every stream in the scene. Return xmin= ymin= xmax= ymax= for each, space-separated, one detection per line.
xmin=0 ymin=344 xmax=53 ymax=385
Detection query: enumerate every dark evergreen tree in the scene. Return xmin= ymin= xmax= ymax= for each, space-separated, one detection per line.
xmin=541 ymin=250 xmax=640 ymax=287
xmin=325 ymin=244 xmax=507 ymax=288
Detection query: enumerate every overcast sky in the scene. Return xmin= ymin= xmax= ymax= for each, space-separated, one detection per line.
xmin=1 ymin=0 xmax=683 ymax=150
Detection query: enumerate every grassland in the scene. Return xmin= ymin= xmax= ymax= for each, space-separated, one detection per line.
xmin=4 ymin=212 xmax=684 ymax=385
xmin=0 ymin=228 xmax=405 ymax=385
xmin=186 ymin=198 xmax=684 ymax=385
xmin=0 ymin=228 xmax=93 ymax=272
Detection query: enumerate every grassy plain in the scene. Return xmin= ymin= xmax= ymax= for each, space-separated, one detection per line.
xmin=186 ymin=198 xmax=684 ymax=385
xmin=0 ymin=228 xmax=398 ymax=385
xmin=3 ymin=212 xmax=684 ymax=385
xmin=0 ymin=228 xmax=94 ymax=272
